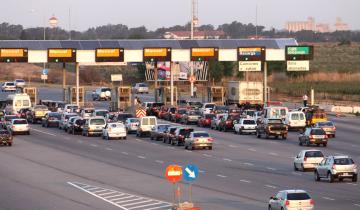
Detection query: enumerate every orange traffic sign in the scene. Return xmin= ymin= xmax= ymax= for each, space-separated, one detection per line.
xmin=136 ymin=108 xmax=146 ymax=118
xmin=165 ymin=165 xmax=182 ymax=183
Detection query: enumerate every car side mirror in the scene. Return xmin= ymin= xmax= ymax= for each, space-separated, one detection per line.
xmin=270 ymin=196 xmax=276 ymax=200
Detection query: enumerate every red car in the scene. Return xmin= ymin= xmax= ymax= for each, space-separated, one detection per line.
xmin=173 ymin=108 xmax=187 ymax=123
xmin=165 ymin=107 xmax=177 ymax=121
xmin=218 ymin=114 xmax=241 ymax=132
xmin=158 ymin=106 xmax=169 ymax=119
xmin=198 ymin=114 xmax=215 ymax=127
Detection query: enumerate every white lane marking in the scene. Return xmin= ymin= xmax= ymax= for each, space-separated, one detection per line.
xmin=240 ymin=179 xmax=251 ymax=183
xmin=151 ymin=143 xmax=157 ymax=145
xmin=32 ymin=128 xmax=57 ymax=136
xmin=92 ymin=189 xmax=109 ymax=194
xmin=202 ymin=154 xmax=212 ymax=157
xmin=229 ymin=145 xmax=238 ymax=148
xmin=265 ymin=185 xmax=277 ymax=189
xmin=143 ymin=204 xmax=173 ymax=210
xmin=117 ymin=197 xmax=144 ymax=204
xmin=185 ymin=150 xmax=193 ymax=153
xmin=98 ymin=191 xmax=116 ymax=196
xmin=137 ymin=155 xmax=146 ymax=159
xmin=122 ymin=199 xmax=153 ymax=207
xmin=135 ymin=139 xmax=142 ymax=142
xmin=346 ymin=183 xmax=358 ymax=186
xmin=113 ymin=195 xmax=135 ymax=202
xmin=64 ymin=137 xmax=70 ymax=140
xmin=121 ymin=152 xmax=129 ymax=155
xmin=77 ymin=140 xmax=83 ymax=143
xmin=322 ymin=197 xmax=335 ymax=201
xmin=223 ymin=158 xmax=232 ymax=162
xmin=104 ymin=193 xmax=125 ymax=199
xmin=199 ymin=170 xmax=205 ymax=173
xmin=288 ymin=156 xmax=295 ymax=159
xmin=155 ymin=160 xmax=164 ymax=164
xmin=217 ymin=174 xmax=227 ymax=178
xmin=244 ymin=162 xmax=254 ymax=166
xmin=292 ymin=172 xmax=302 ymax=176
xmin=106 ymin=148 xmax=113 ymax=151
xmin=90 ymin=144 xmax=98 ymax=147
xmin=269 ymin=152 xmax=278 ymax=156
xmin=266 ymin=167 xmax=277 ymax=171
xmin=354 ymin=203 xmax=360 ymax=208
xmin=335 ymin=152 xmax=344 ymax=156
xmin=248 ymin=148 xmax=256 ymax=152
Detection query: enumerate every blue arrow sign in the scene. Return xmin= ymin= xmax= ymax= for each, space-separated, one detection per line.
xmin=183 ymin=164 xmax=199 ymax=182
xmin=42 ymin=69 xmax=49 ymax=75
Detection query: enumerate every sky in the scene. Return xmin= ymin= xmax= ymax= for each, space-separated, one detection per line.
xmin=0 ymin=0 xmax=359 ymax=31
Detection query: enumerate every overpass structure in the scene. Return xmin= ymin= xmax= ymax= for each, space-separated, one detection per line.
xmin=0 ymin=38 xmax=300 ymax=106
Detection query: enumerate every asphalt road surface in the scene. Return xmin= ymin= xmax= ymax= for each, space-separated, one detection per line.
xmin=0 ymin=88 xmax=359 ymax=210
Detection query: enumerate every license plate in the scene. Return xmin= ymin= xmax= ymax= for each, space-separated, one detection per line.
xmin=343 ymin=173 xmax=349 ymax=176
xmin=276 ymin=132 xmax=281 ymax=134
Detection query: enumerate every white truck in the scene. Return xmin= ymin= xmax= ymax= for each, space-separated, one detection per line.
xmin=226 ymin=81 xmax=263 ymax=106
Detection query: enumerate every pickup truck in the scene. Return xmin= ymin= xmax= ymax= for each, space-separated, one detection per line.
xmin=27 ymin=105 xmax=49 ymax=124
xmin=256 ymin=118 xmax=288 ymax=140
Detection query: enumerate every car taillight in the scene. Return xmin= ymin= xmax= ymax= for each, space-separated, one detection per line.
xmin=304 ymin=156 xmax=307 ymax=162
xmin=310 ymin=199 xmax=315 ymax=205
xmin=309 ymin=135 xmax=313 ymax=139
xmin=332 ymin=164 xmax=336 ymax=170
xmin=285 ymin=200 xmax=290 ymax=206
xmin=195 ymin=138 xmax=199 ymax=142
xmin=12 ymin=126 xmax=15 ymax=129
xmin=108 ymin=128 xmax=112 ymax=132
xmin=226 ymin=121 xmax=232 ymax=125
xmin=207 ymin=138 xmax=213 ymax=142
xmin=333 ymin=126 xmax=336 ymax=130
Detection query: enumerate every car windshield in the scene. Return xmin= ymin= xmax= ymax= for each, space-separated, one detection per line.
xmin=139 ymin=84 xmax=147 ymax=87
xmin=102 ymin=88 xmax=111 ymax=92
xmin=65 ymin=114 xmax=77 ymax=120
xmin=84 ymin=109 xmax=94 ymax=113
xmin=178 ymin=109 xmax=187 ymax=114
xmin=96 ymin=111 xmax=108 ymax=117
xmin=110 ymin=123 xmax=124 ymax=128
xmin=49 ymin=113 xmax=61 ymax=119
xmin=318 ymin=121 xmax=334 ymax=126
xmin=205 ymin=104 xmax=215 ymax=109
xmin=90 ymin=119 xmax=105 ymax=125
xmin=229 ymin=115 xmax=240 ymax=121
xmin=268 ymin=119 xmax=282 ymax=124
xmin=5 ymin=116 xmax=18 ymax=121
xmin=16 ymin=79 xmax=25 ymax=82
xmin=245 ymin=111 xmax=255 ymax=116
xmin=180 ymin=129 xmax=194 ymax=137
xmin=193 ymin=132 xmax=210 ymax=138
xmin=118 ymin=114 xmax=133 ymax=121
xmin=305 ymin=151 xmax=324 ymax=157
xmin=287 ymin=193 xmax=311 ymax=200
xmin=205 ymin=114 xmax=215 ymax=119
xmin=216 ymin=106 xmax=227 ymax=110
xmin=310 ymin=129 xmax=326 ymax=135
xmin=334 ymin=158 xmax=354 ymax=165
xmin=34 ymin=105 xmax=48 ymax=110
xmin=13 ymin=119 xmax=27 ymax=124
xmin=129 ymin=118 xmax=139 ymax=123
xmin=158 ymin=125 xmax=170 ymax=132
xmin=6 ymin=82 xmax=15 ymax=86
xmin=75 ymin=119 xmax=85 ymax=125
xmin=243 ymin=120 xmax=256 ymax=125
xmin=0 ymin=130 xmax=9 ymax=134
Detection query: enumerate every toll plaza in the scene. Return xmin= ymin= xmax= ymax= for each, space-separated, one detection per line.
xmin=0 ymin=39 xmax=312 ymax=108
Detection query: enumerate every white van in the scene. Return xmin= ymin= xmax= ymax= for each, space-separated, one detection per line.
xmin=5 ymin=93 xmax=31 ymax=114
xmin=285 ymin=111 xmax=306 ymax=130
xmin=137 ymin=116 xmax=157 ymax=137
xmin=263 ymin=106 xmax=289 ymax=120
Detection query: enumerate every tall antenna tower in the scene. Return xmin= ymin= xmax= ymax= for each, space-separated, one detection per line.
xmin=191 ymin=0 xmax=198 ymax=40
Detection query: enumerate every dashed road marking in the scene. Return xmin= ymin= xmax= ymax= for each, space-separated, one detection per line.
xmin=244 ymin=162 xmax=254 ymax=166
xmin=137 ymin=155 xmax=146 ymax=159
xmin=32 ymin=128 xmax=57 ymax=136
xmin=240 ymin=179 xmax=251 ymax=183
xmin=265 ymin=185 xmax=277 ymax=189
xmin=199 ymin=170 xmax=205 ymax=173
xmin=90 ymin=144 xmax=98 ymax=147
xmin=203 ymin=154 xmax=212 ymax=157
xmin=228 ymin=145 xmax=238 ymax=148
xmin=151 ymin=143 xmax=157 ymax=145
xmin=64 ymin=137 xmax=70 ymax=140
xmin=106 ymin=147 xmax=113 ymax=151
xmin=77 ymin=140 xmax=83 ymax=143
xmin=135 ymin=139 xmax=142 ymax=142
xmin=121 ymin=152 xmax=129 ymax=155
xmin=266 ymin=167 xmax=276 ymax=171
xmin=217 ymin=174 xmax=227 ymax=178
xmin=155 ymin=160 xmax=164 ymax=164
xmin=68 ymin=182 xmax=172 ymax=210
xmin=223 ymin=158 xmax=232 ymax=162
xmin=185 ymin=150 xmax=192 ymax=153
xmin=346 ymin=183 xmax=358 ymax=186
xmin=268 ymin=152 xmax=278 ymax=156
xmin=248 ymin=148 xmax=256 ymax=152
xmin=322 ymin=197 xmax=335 ymax=201
xmin=292 ymin=172 xmax=302 ymax=176
xmin=354 ymin=203 xmax=360 ymax=208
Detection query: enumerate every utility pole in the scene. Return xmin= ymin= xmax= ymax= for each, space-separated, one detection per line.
xmin=190 ymin=0 xmax=198 ymax=97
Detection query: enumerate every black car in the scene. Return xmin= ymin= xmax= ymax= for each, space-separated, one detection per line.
xmin=0 ymin=129 xmax=13 ymax=146
xmin=42 ymin=112 xmax=61 ymax=127
xmin=67 ymin=118 xmax=86 ymax=135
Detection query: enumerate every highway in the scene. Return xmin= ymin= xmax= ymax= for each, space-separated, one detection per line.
xmin=0 ymin=90 xmax=359 ymax=210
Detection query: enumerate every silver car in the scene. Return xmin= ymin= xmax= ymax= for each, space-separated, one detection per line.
xmin=269 ymin=189 xmax=314 ymax=210
xmin=184 ymin=131 xmax=213 ymax=150
xmin=125 ymin=118 xmax=139 ymax=134
xmin=314 ymin=156 xmax=358 ymax=183
xmin=294 ymin=150 xmax=324 ymax=171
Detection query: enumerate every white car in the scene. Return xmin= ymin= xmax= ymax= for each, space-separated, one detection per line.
xmin=102 ymin=122 xmax=127 ymax=140
xmin=210 ymin=113 xmax=227 ymax=130
xmin=269 ymin=189 xmax=314 ymax=210
xmin=1 ymin=82 xmax=16 ymax=92
xmin=82 ymin=117 xmax=106 ymax=137
xmin=14 ymin=79 xmax=26 ymax=88
xmin=285 ymin=111 xmax=306 ymax=131
xmin=64 ymin=104 xmax=79 ymax=113
xmin=234 ymin=118 xmax=257 ymax=135
xmin=92 ymin=87 xmax=111 ymax=101
xmin=132 ymin=83 xmax=149 ymax=94
xmin=294 ymin=150 xmax=324 ymax=171
xmin=80 ymin=108 xmax=95 ymax=119
xmin=137 ymin=116 xmax=157 ymax=137
xmin=200 ymin=103 xmax=216 ymax=114
xmin=93 ymin=109 xmax=109 ymax=118
xmin=8 ymin=118 xmax=30 ymax=135
xmin=185 ymin=131 xmax=213 ymax=150
xmin=125 ymin=118 xmax=140 ymax=134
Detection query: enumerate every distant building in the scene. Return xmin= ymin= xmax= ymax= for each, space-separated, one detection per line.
xmin=285 ymin=17 xmax=315 ymax=32
xmin=316 ymin=24 xmax=330 ymax=33
xmin=334 ymin=17 xmax=349 ymax=31
xmin=163 ymin=30 xmax=225 ymax=39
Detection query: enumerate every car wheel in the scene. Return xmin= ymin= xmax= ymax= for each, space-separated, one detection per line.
xmin=299 ymin=141 xmax=303 ymax=146
xmin=282 ymin=135 xmax=287 ymax=140
xmin=256 ymin=131 xmax=261 ymax=138
xmin=185 ymin=144 xmax=188 ymax=150
xmin=339 ymin=178 xmax=344 ymax=182
xmin=300 ymin=164 xmax=305 ymax=171
xmin=42 ymin=123 xmax=44 ymax=127
xmin=150 ymin=136 xmax=154 ymax=140
xmin=239 ymin=130 xmax=243 ymax=135
xmin=315 ymin=171 xmax=320 ymax=181
xmin=268 ymin=205 xmax=272 ymax=210
xmin=265 ymin=133 xmax=269 ymax=139
xmin=8 ymin=142 xmax=12 ymax=147
xmin=328 ymin=172 xmax=334 ymax=183
xmin=352 ymin=174 xmax=358 ymax=182
xmin=27 ymin=131 xmax=30 ymax=135
xmin=209 ymin=146 xmax=213 ymax=150
xmin=86 ymin=132 xmax=89 ymax=137
xmin=323 ymin=143 xmax=327 ymax=147
xmin=223 ymin=127 xmax=227 ymax=132
xmin=306 ymin=140 xmax=310 ymax=147
xmin=294 ymin=163 xmax=298 ymax=171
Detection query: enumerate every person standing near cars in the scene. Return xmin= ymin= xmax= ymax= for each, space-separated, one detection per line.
xmin=303 ymin=94 xmax=308 ymax=107
xmin=193 ymin=85 xmax=197 ymax=98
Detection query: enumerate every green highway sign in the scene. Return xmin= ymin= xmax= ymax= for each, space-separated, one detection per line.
xmin=285 ymin=45 xmax=314 ymax=61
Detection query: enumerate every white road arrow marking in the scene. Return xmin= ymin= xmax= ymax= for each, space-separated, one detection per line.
xmin=185 ymin=167 xmax=196 ymax=178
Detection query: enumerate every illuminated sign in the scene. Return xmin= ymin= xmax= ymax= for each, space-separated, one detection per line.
xmin=286 ymin=46 xmax=314 ymax=60
xmin=191 ymin=47 xmax=218 ymax=61
xmin=238 ymin=47 xmax=265 ymax=61
xmin=143 ymin=48 xmax=171 ymax=62
xmin=96 ymin=48 xmax=124 ymax=62
xmin=0 ymin=48 xmax=28 ymax=62
xmin=48 ymin=48 xmax=76 ymax=63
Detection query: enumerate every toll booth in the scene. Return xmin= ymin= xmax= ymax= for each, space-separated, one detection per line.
xmin=67 ymin=87 xmax=85 ymax=106
xmin=110 ymin=86 xmax=132 ymax=112
xmin=208 ymin=86 xmax=224 ymax=105
xmin=155 ymin=87 xmax=178 ymax=105
xmin=23 ymin=87 xmax=38 ymax=105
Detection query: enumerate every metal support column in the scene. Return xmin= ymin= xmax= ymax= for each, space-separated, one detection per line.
xmin=76 ymin=63 xmax=79 ymax=107
xmin=154 ymin=62 xmax=158 ymax=102
xmin=263 ymin=61 xmax=268 ymax=105
xmin=63 ymin=63 xmax=66 ymax=102
xmin=170 ymin=62 xmax=174 ymax=106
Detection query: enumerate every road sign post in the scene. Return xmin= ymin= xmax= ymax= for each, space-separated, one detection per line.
xmin=183 ymin=164 xmax=199 ymax=205
xmin=165 ymin=165 xmax=183 ymax=208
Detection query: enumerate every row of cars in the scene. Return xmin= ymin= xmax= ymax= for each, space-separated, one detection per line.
xmin=1 ymin=79 xmax=26 ymax=92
